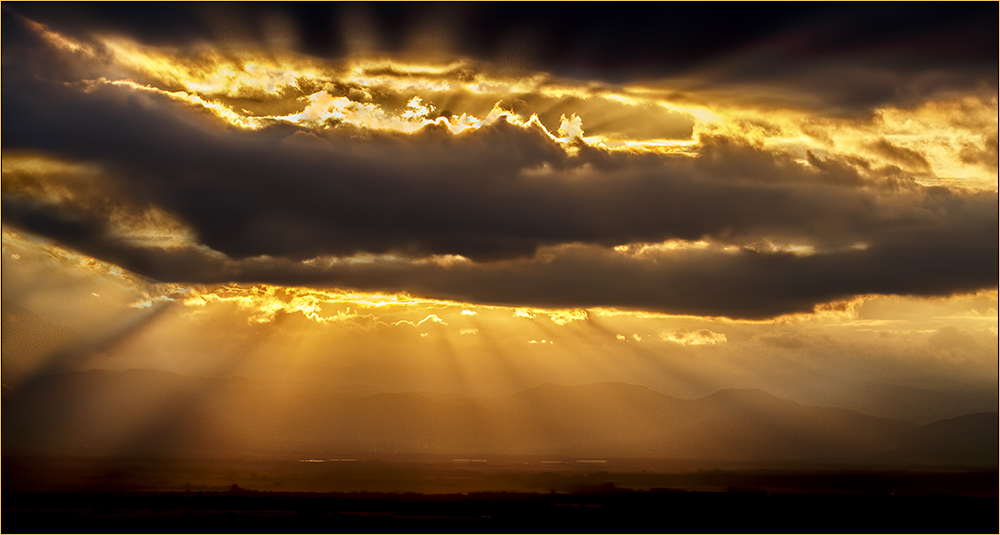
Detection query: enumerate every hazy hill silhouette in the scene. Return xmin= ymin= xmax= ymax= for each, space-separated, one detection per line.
xmin=872 ymin=412 xmax=999 ymax=466
xmin=3 ymin=369 xmax=995 ymax=467
xmin=796 ymin=380 xmax=998 ymax=424
xmin=494 ymin=383 xmax=917 ymax=461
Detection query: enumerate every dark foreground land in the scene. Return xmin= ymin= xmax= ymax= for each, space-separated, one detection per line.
xmin=4 ymin=455 xmax=997 ymax=533
xmin=3 ymin=487 xmax=997 ymax=534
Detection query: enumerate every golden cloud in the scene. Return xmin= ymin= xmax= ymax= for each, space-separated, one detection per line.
xmin=660 ymin=328 xmax=728 ymax=346
xmin=24 ymin=20 xmax=993 ymax=191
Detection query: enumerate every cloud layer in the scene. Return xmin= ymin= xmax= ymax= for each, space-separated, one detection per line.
xmin=2 ymin=5 xmax=997 ymax=319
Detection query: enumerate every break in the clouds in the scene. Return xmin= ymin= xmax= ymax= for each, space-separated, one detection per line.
xmin=2 ymin=3 xmax=997 ymax=319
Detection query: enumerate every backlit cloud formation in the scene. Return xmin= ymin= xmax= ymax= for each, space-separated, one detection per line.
xmin=2 ymin=3 xmax=996 ymax=320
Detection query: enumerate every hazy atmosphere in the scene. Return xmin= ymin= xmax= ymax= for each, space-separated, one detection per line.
xmin=2 ymin=1 xmax=997 ymax=484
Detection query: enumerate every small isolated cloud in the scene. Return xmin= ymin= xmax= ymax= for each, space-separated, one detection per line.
xmin=417 ymin=314 xmax=447 ymax=326
xmin=660 ymin=328 xmax=728 ymax=346
xmin=460 ymin=309 xmax=477 ymax=315
xmin=611 ymin=331 xmax=657 ymax=343
xmin=459 ymin=328 xmax=479 ymax=335
xmin=528 ymin=339 xmax=553 ymax=344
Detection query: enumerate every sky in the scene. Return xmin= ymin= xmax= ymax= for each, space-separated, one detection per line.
xmin=2 ymin=2 xmax=997 ymax=422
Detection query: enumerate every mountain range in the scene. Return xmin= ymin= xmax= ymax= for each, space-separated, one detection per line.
xmin=3 ymin=369 xmax=995 ymax=467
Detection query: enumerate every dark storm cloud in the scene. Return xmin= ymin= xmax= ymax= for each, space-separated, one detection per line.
xmin=3 ymin=76 xmax=926 ymax=261
xmin=6 ymin=2 xmax=996 ymax=115
xmin=3 ymin=74 xmax=997 ymax=317
xmin=4 ymin=193 xmax=996 ymax=320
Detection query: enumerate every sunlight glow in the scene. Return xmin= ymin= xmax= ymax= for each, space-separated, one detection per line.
xmin=24 ymin=20 xmax=996 ymax=189
xmin=3 ymin=7 xmax=996 ymax=486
